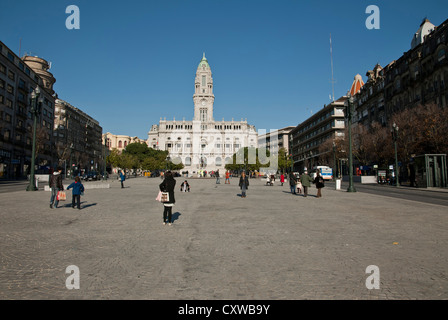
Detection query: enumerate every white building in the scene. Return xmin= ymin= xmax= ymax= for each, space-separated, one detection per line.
xmin=147 ymin=54 xmax=258 ymax=172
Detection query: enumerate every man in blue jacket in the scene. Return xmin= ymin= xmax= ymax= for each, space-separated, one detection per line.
xmin=119 ymin=170 xmax=125 ymax=188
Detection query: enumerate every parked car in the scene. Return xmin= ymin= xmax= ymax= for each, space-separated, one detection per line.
xmin=83 ymin=171 xmax=99 ymax=181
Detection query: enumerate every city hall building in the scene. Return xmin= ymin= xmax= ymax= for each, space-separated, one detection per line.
xmin=147 ymin=54 xmax=258 ymax=172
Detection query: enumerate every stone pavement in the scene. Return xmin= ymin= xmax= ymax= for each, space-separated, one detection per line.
xmin=0 ymin=176 xmax=447 ymax=300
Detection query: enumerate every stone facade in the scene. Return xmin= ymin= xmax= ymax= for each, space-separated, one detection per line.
xmin=147 ymin=54 xmax=258 ymax=172
xmin=54 ymin=99 xmax=103 ymax=175
xmin=289 ymin=97 xmax=347 ymax=173
xmin=353 ymin=18 xmax=448 ymax=128
xmin=0 ymin=41 xmax=56 ymax=179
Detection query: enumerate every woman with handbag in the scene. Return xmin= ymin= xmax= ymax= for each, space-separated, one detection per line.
xmin=314 ymin=170 xmax=325 ymax=198
xmin=159 ymin=171 xmax=176 ymax=225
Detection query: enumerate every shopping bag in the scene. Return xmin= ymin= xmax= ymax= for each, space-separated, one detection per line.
xmin=160 ymin=192 xmax=169 ymax=202
xmin=156 ymin=191 xmax=162 ymax=202
xmin=57 ymin=191 xmax=67 ymax=201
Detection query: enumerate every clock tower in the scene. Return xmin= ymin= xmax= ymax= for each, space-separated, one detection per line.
xmin=193 ymin=53 xmax=215 ymax=122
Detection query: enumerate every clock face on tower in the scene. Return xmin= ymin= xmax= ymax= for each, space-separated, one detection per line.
xmin=201 ymin=100 xmax=206 ymax=106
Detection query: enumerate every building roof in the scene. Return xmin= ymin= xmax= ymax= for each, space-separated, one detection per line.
xmin=411 ymin=18 xmax=436 ymax=50
xmin=349 ymin=74 xmax=365 ymax=96
xmin=198 ymin=52 xmax=210 ymax=69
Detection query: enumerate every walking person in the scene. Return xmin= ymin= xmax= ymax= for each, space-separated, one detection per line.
xmin=49 ymin=166 xmax=64 ymax=209
xmin=239 ymin=171 xmax=249 ymax=198
xmin=280 ymin=173 xmax=285 ymax=186
xmin=300 ymin=170 xmax=312 ymax=197
xmin=180 ymin=180 xmax=190 ymax=192
xmin=289 ymin=171 xmax=297 ymax=194
xmin=67 ymin=176 xmax=85 ymax=209
xmin=314 ymin=170 xmax=325 ymax=198
xmin=225 ymin=170 xmax=230 ymax=184
xmin=119 ymin=170 xmax=125 ymax=188
xmin=160 ymin=171 xmax=176 ymax=225
xmin=215 ymin=170 xmax=220 ymax=184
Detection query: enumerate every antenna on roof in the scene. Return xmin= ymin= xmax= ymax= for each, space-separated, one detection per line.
xmin=329 ymin=33 xmax=336 ymax=102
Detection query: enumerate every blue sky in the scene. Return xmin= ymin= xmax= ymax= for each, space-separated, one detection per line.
xmin=1 ymin=0 xmax=447 ymax=138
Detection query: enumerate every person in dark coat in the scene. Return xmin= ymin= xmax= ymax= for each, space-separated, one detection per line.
xmin=289 ymin=172 xmax=297 ymax=194
xmin=159 ymin=171 xmax=176 ymax=225
xmin=313 ymin=170 xmax=325 ymax=198
xmin=180 ymin=180 xmax=190 ymax=192
xmin=67 ymin=176 xmax=85 ymax=209
xmin=49 ymin=166 xmax=64 ymax=208
xmin=239 ymin=171 xmax=249 ymax=198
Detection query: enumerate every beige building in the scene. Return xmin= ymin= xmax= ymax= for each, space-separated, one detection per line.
xmin=102 ymin=133 xmax=144 ymax=151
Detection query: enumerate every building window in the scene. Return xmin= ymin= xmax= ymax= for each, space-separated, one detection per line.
xmin=4 ymin=129 xmax=11 ymax=141
xmin=118 ymin=141 xmax=122 ymax=148
xmin=0 ymin=63 xmax=5 ymax=74
xmin=7 ymin=85 xmax=13 ymax=94
xmin=438 ymin=49 xmax=446 ymax=62
xmin=200 ymin=108 xmax=207 ymax=122
xmin=7 ymin=52 xmax=14 ymax=62
xmin=202 ymin=75 xmax=206 ymax=86
xmin=8 ymin=70 xmax=15 ymax=81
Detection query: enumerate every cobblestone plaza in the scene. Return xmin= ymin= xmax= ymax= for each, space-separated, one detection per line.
xmin=1 ymin=177 xmax=447 ymax=299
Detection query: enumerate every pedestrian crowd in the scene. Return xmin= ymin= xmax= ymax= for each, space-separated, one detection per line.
xmin=47 ymin=164 xmax=326 ymax=226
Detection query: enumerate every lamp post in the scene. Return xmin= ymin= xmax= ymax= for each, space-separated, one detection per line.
xmin=391 ymin=122 xmax=399 ymax=187
xmin=345 ymin=95 xmax=356 ymax=192
xmin=166 ymin=155 xmax=171 ymax=171
xmin=26 ymin=87 xmax=41 ymax=191
xmin=103 ymin=133 xmax=107 ymax=180
xmin=333 ymin=141 xmax=337 ymax=180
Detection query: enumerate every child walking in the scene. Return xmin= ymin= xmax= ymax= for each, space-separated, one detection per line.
xmin=67 ymin=176 xmax=85 ymax=209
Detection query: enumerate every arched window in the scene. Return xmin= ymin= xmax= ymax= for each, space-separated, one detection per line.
xmin=215 ymin=157 xmax=222 ymax=166
xmin=118 ymin=140 xmax=122 ymax=148
xmin=124 ymin=141 xmax=128 ymax=147
xmin=185 ymin=157 xmax=191 ymax=166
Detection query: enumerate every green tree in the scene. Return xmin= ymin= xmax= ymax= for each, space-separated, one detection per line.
xmin=225 ymin=147 xmax=271 ymax=172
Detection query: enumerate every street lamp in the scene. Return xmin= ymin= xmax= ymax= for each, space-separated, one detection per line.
xmin=345 ymin=95 xmax=356 ymax=192
xmin=26 ymin=86 xmax=41 ymax=191
xmin=333 ymin=141 xmax=337 ymax=180
xmin=103 ymin=133 xmax=108 ymax=180
xmin=391 ymin=122 xmax=399 ymax=187
xmin=166 ymin=155 xmax=171 ymax=171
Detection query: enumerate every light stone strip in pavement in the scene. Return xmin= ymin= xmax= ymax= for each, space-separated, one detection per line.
xmin=0 ymin=177 xmax=447 ymax=299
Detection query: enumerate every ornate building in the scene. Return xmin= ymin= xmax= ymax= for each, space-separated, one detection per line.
xmin=147 ymin=54 xmax=258 ymax=172
xmin=353 ymin=18 xmax=448 ymax=128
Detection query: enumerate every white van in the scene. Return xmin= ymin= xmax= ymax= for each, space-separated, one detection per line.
xmin=311 ymin=166 xmax=333 ymax=180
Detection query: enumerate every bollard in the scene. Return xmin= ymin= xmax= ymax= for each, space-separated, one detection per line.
xmin=335 ymin=178 xmax=341 ymax=190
